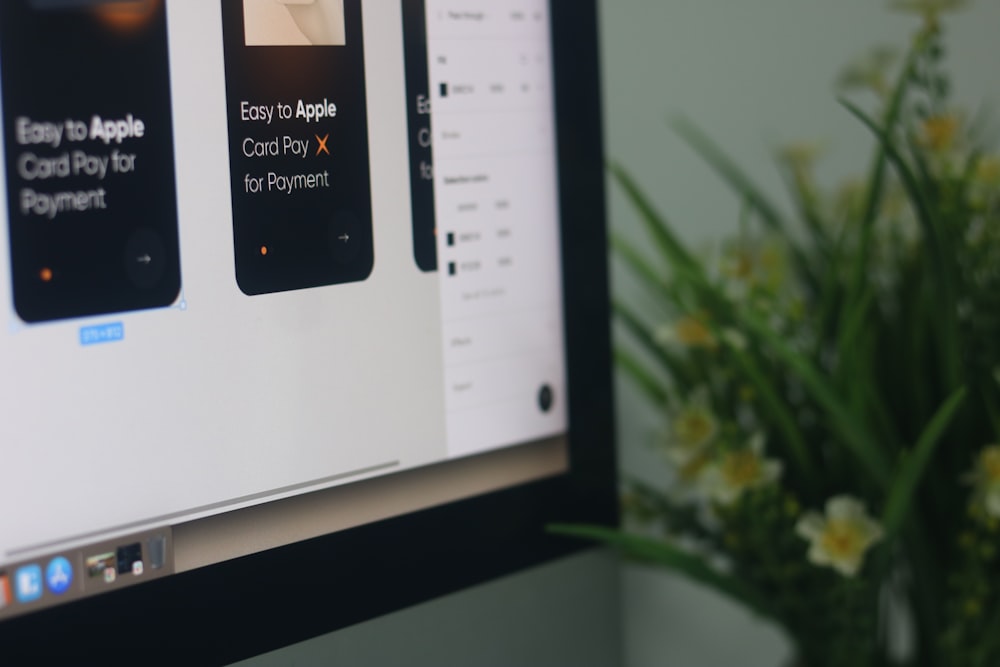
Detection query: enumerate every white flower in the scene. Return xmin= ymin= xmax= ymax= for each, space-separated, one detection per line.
xmin=777 ymin=141 xmax=824 ymax=174
xmin=654 ymin=314 xmax=717 ymax=350
xmin=967 ymin=445 xmax=1000 ymax=518
xmin=661 ymin=389 xmax=719 ymax=467
xmin=837 ymin=46 xmax=898 ymax=96
xmin=796 ymin=496 xmax=884 ymax=578
xmin=719 ymin=239 xmax=790 ymax=297
xmin=720 ymin=328 xmax=748 ymax=352
xmin=700 ymin=434 xmax=782 ymax=505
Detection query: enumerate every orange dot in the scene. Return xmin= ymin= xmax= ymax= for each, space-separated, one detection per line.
xmin=39 ymin=267 xmax=53 ymax=282
xmin=93 ymin=0 xmax=159 ymax=34
xmin=260 ymin=246 xmax=269 ymax=256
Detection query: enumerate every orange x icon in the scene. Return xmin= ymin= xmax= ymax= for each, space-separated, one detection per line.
xmin=315 ymin=134 xmax=330 ymax=156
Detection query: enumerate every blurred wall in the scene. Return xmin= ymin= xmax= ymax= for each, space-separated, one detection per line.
xmin=600 ymin=2 xmax=1000 ymax=666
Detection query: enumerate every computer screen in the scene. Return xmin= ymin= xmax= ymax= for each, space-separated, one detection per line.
xmin=0 ymin=0 xmax=612 ymax=660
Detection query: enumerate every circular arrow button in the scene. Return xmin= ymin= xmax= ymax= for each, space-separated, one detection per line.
xmin=124 ymin=228 xmax=166 ymax=289
xmin=328 ymin=211 xmax=362 ymax=265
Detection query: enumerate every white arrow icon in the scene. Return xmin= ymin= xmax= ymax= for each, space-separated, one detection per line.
xmin=338 ymin=234 xmax=350 ymax=243
xmin=50 ymin=566 xmax=68 ymax=588
xmin=137 ymin=254 xmax=152 ymax=265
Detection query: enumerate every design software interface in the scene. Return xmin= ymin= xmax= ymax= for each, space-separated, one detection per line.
xmin=0 ymin=0 xmax=568 ymax=619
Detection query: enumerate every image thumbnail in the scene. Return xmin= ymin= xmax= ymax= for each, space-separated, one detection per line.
xmin=244 ymin=0 xmax=346 ymax=46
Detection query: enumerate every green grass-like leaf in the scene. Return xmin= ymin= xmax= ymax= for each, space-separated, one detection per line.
xmin=738 ymin=309 xmax=892 ymax=485
xmin=836 ymin=289 xmax=875 ymax=376
xmin=881 ymin=387 xmax=967 ymax=541
xmin=609 ymin=163 xmax=739 ymax=321
xmin=609 ymin=162 xmax=701 ymax=274
xmin=615 ymin=301 xmax=694 ymax=389
xmin=615 ymin=347 xmax=670 ymax=406
xmin=723 ymin=343 xmax=820 ymax=489
xmin=670 ymin=115 xmax=821 ymax=295
xmin=840 ymin=100 xmax=946 ymax=276
xmin=848 ymin=30 xmax=926 ymax=298
xmin=840 ymin=98 xmax=963 ymax=391
xmin=611 ymin=233 xmax=668 ymax=296
xmin=670 ymin=115 xmax=790 ymax=236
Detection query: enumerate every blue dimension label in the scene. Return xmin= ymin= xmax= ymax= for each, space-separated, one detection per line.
xmin=79 ymin=322 xmax=124 ymax=347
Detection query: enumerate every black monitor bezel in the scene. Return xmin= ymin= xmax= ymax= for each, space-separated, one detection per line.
xmin=0 ymin=1 xmax=614 ymax=662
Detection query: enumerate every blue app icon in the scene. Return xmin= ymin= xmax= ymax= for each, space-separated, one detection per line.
xmin=14 ymin=564 xmax=42 ymax=603
xmin=46 ymin=557 xmax=73 ymax=596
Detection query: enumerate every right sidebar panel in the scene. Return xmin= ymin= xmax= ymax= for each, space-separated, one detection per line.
xmin=422 ymin=1 xmax=567 ymax=458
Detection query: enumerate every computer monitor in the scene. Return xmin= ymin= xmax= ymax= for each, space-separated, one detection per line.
xmin=0 ymin=0 xmax=613 ymax=661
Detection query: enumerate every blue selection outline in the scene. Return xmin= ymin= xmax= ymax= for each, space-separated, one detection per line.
xmin=5 ymin=286 xmax=188 ymax=339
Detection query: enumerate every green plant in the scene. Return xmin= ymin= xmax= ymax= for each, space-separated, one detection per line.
xmin=553 ymin=3 xmax=1000 ymax=665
